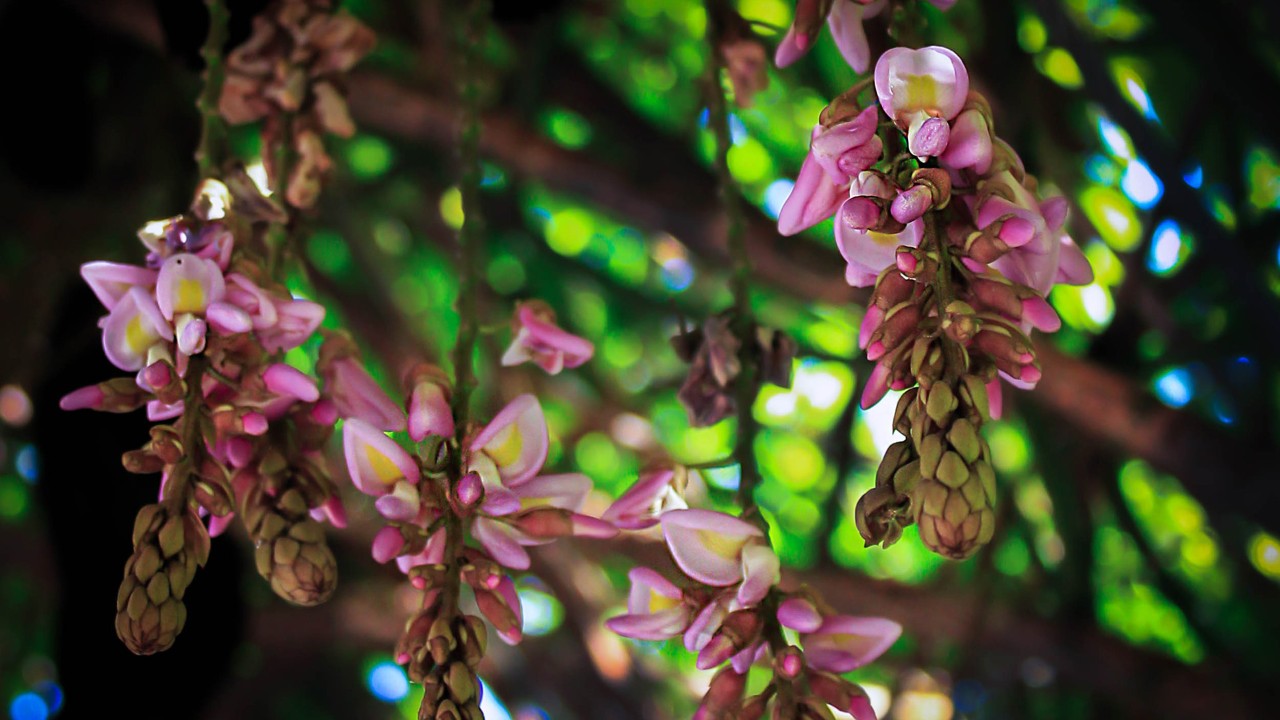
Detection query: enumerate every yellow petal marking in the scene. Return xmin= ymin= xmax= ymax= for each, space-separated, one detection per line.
xmin=486 ymin=422 xmax=524 ymax=468
xmin=898 ymin=74 xmax=940 ymax=112
xmin=695 ymin=529 xmax=748 ymax=560
xmin=365 ymin=444 xmax=404 ymax=484
xmin=172 ymin=278 xmax=207 ymax=314
xmin=125 ymin=315 xmax=156 ymax=354
xmin=648 ymin=590 xmax=680 ymax=613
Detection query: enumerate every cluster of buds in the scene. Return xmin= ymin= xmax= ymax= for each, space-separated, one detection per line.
xmin=63 ymin=180 xmax=403 ymax=650
xmin=344 ymin=359 xmax=614 ymax=718
xmin=604 ymin=472 xmax=901 ymax=719
xmin=672 ymin=314 xmax=797 ymax=427
xmin=219 ymin=0 xmax=375 ymax=208
xmin=778 ymin=45 xmax=1094 ymax=559
xmin=115 ymin=503 xmax=209 ymax=655
xmin=856 ymin=378 xmax=996 ymax=558
xmin=775 ymin=0 xmax=958 ymax=74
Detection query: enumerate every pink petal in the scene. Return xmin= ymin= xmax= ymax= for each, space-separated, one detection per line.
xmin=602 ymin=469 xmax=680 ymax=530
xmin=81 ymin=262 xmax=156 ymax=310
xmin=474 ymin=517 xmax=531 ymax=571
xmin=372 ymin=526 xmax=405 ymax=563
xmin=827 ymin=0 xmax=877 ymax=73
xmin=512 ymin=473 xmax=593 ymax=512
xmin=777 ymin=597 xmax=823 ymax=632
xmin=481 ymin=487 xmax=521 ymax=516
xmin=155 ymin=253 xmax=225 ymax=320
xmin=661 ymin=509 xmax=763 ymax=587
xmin=326 ymin=357 xmax=406 ymax=432
xmin=60 ymin=385 xmax=104 ymax=411
xmin=941 ymin=108 xmax=993 ymax=173
xmin=102 ymin=287 xmax=171 ymax=372
xmin=470 ymin=394 xmax=549 ymax=488
xmin=342 ymin=418 xmax=419 ymax=496
xmin=374 ymin=480 xmax=421 ymax=521
xmin=606 ymin=608 xmax=690 ymax=641
xmin=409 ymin=380 xmax=455 ymax=441
xmin=206 ymin=301 xmax=253 ymax=334
xmin=875 ymin=46 xmax=969 ymax=124
xmin=264 ymin=363 xmax=320 ymax=402
xmin=802 ymin=616 xmax=903 ymax=673
xmin=778 ymin=152 xmax=848 ymax=236
xmin=1055 ymin=235 xmax=1094 ymax=285
xmin=736 ymin=543 xmax=780 ymax=606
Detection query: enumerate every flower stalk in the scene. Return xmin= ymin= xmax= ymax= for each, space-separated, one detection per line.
xmin=195 ymin=0 xmax=229 ymax=179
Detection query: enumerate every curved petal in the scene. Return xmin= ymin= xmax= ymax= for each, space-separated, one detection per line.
xmin=875 ymin=46 xmax=969 ymax=124
xmin=826 ymin=0 xmax=873 ymax=73
xmin=409 ymin=380 xmax=455 ymax=441
xmin=263 ymin=363 xmax=320 ymax=402
xmin=474 ymin=517 xmax=531 ymax=571
xmin=661 ymin=509 xmax=762 ymax=586
xmin=778 ymin=151 xmax=847 ymax=236
xmin=1055 ymin=235 xmax=1094 ymax=285
xmin=103 ymin=287 xmax=171 ymax=371
xmin=342 ymin=418 xmax=418 ymax=496
xmin=81 ymin=262 xmax=157 ymax=310
xmin=470 ymin=394 xmax=548 ymax=487
xmin=326 ymin=357 xmax=406 ymax=432
xmin=802 ymin=616 xmax=903 ymax=673
xmin=606 ymin=608 xmax=690 ymax=641
xmin=512 ymin=473 xmax=593 ymax=512
xmin=155 ymin=253 xmax=225 ymax=320
xmin=737 ymin=543 xmax=780 ymax=606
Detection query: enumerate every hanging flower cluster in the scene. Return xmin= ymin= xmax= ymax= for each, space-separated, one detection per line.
xmin=604 ymin=473 xmax=901 ymax=719
xmin=672 ymin=314 xmax=798 ymax=427
xmin=219 ymin=0 xmax=374 ymax=208
xmin=344 ymin=364 xmax=614 ymax=719
xmin=777 ymin=46 xmax=1093 ymax=559
xmin=61 ymin=180 xmax=401 ymax=653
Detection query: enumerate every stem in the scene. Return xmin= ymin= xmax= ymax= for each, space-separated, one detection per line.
xmin=705 ymin=1 xmax=762 ymax=522
xmin=195 ymin=0 xmax=229 ymax=179
xmin=926 ymin=210 xmax=966 ymax=379
xmin=450 ymin=0 xmax=488 ymax=441
xmin=163 ymin=357 xmax=208 ymax=511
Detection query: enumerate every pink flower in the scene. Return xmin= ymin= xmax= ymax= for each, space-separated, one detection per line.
xmin=224 ymin=274 xmax=279 ymax=329
xmin=155 ymin=253 xmax=226 ymax=321
xmin=102 ymin=287 xmax=173 ymax=371
xmin=875 ymin=46 xmax=969 ymax=158
xmin=473 ymin=473 xmax=613 ymax=570
xmin=810 ymin=106 xmax=883 ymax=185
xmin=661 ymin=510 xmax=779 ymax=602
xmin=601 ymin=468 xmax=689 ymax=530
xmin=971 ymin=172 xmax=1083 ymax=295
xmin=408 ymin=372 xmax=454 ymax=442
xmin=940 ymin=101 xmax=994 ymax=174
xmin=605 ymin=567 xmax=692 ymax=641
xmin=824 ymin=0 xmax=886 ymax=73
xmin=837 ymin=174 xmax=924 ymax=287
xmin=500 ymin=302 xmax=594 ymax=375
xmin=81 ymin=262 xmax=157 ymax=310
xmin=776 ymin=597 xmax=823 ymax=632
xmin=468 ymin=394 xmax=549 ymax=489
xmin=342 ymin=417 xmax=419 ymax=497
xmin=801 ymin=615 xmax=902 ymax=672
xmin=475 ymin=575 xmax=524 ymax=645
xmin=778 ymin=150 xmax=847 ymax=236
xmin=257 ymin=297 xmax=325 ymax=353
xmin=322 ymin=356 xmax=406 ymax=432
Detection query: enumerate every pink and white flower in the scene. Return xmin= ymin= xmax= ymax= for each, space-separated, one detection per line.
xmin=500 ymin=302 xmax=594 ymax=375
xmin=601 ymin=468 xmax=690 ymax=530
xmin=875 ymin=46 xmax=969 ymax=159
xmin=660 ymin=509 xmax=780 ymax=605
xmin=468 ymin=394 xmax=549 ymax=489
xmin=605 ymin=567 xmax=692 ymax=641
xmin=801 ymin=615 xmax=902 ymax=672
xmin=342 ymin=417 xmax=420 ymax=497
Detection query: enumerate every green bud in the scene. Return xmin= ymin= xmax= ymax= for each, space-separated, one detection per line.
xmin=936 ymin=451 xmax=970 ymax=488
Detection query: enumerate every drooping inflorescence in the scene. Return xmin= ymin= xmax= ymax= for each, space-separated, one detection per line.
xmin=777 ymin=43 xmax=1094 ymax=559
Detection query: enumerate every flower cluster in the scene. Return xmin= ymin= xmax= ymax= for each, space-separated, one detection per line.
xmin=604 ymin=473 xmax=901 ymax=719
xmin=672 ymin=314 xmax=798 ymax=427
xmin=344 ymin=370 xmax=614 ymax=719
xmin=775 ymin=0 xmax=958 ymax=74
xmin=778 ymin=46 xmax=1093 ymax=559
xmin=62 ymin=183 xmax=398 ymax=652
xmin=219 ymin=0 xmax=375 ymax=208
